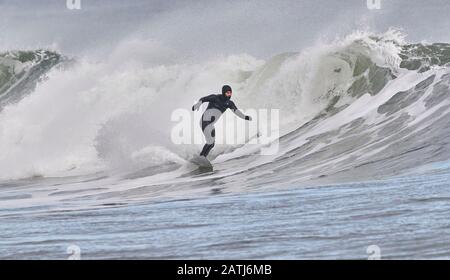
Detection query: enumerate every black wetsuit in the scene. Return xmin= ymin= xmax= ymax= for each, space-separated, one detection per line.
xmin=193 ymin=94 xmax=249 ymax=157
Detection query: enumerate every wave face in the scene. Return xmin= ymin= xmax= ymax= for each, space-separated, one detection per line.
xmin=0 ymin=50 xmax=62 ymax=109
xmin=0 ymin=30 xmax=449 ymax=195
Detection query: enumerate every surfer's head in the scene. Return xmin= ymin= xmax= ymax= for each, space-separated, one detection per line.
xmin=222 ymin=85 xmax=232 ymax=99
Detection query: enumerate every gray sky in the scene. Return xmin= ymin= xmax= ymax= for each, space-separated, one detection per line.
xmin=1 ymin=0 xmax=450 ymax=60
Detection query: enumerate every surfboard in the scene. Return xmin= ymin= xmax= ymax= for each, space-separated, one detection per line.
xmin=190 ymin=156 xmax=213 ymax=170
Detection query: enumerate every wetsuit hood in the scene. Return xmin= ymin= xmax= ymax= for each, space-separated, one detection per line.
xmin=222 ymin=85 xmax=232 ymax=100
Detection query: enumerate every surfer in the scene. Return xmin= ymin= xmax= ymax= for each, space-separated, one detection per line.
xmin=192 ymin=85 xmax=252 ymax=157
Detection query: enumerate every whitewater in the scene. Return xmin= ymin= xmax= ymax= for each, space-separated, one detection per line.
xmin=1 ymin=29 xmax=450 ymax=259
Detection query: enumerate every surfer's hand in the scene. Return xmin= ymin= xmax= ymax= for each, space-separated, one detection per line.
xmin=245 ymin=115 xmax=252 ymax=121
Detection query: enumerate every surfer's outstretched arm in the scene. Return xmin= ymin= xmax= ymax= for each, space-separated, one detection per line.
xmin=192 ymin=94 xmax=216 ymax=111
xmin=230 ymin=102 xmax=252 ymax=121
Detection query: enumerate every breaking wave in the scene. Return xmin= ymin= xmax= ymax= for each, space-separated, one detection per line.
xmin=0 ymin=29 xmax=450 ymax=186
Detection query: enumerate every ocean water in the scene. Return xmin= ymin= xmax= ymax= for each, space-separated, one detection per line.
xmin=1 ymin=167 xmax=450 ymax=260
